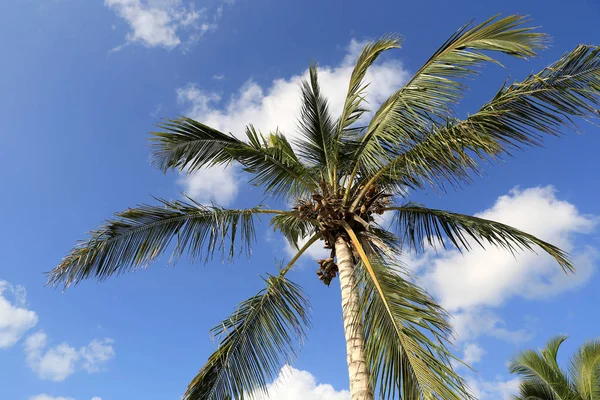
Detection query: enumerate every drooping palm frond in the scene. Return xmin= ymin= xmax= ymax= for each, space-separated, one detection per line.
xmin=343 ymin=222 xmax=471 ymax=400
xmin=184 ymin=274 xmax=310 ymax=400
xmin=343 ymin=15 xmax=547 ymax=198
xmin=387 ymin=204 xmax=573 ymax=272
xmin=295 ymin=65 xmax=337 ymax=183
xmin=151 ymin=118 xmax=319 ymax=198
xmin=48 ymin=199 xmax=279 ymax=287
xmin=356 ymin=44 xmax=600 ymax=202
xmin=509 ymin=336 xmax=575 ymax=400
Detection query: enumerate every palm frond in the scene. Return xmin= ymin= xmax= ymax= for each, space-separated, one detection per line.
xmin=344 ymin=15 xmax=547 ymax=197
xmin=568 ymin=338 xmax=600 ymax=400
xmin=514 ymin=380 xmax=559 ymax=400
xmin=48 ymin=199 xmax=275 ymax=287
xmin=357 ymin=44 xmax=600 ymax=202
xmin=228 ymin=126 xmax=319 ymax=197
xmin=184 ymin=274 xmax=310 ymax=400
xmin=343 ymin=222 xmax=471 ymax=400
xmin=295 ymin=65 xmax=336 ymax=183
xmin=270 ymin=211 xmax=318 ymax=250
xmin=151 ymin=118 xmax=319 ymax=198
xmin=337 ymin=35 xmax=402 ymax=136
xmin=509 ymin=336 xmax=574 ymax=400
xmin=151 ymin=117 xmax=244 ymax=172
xmin=388 ymin=204 xmax=573 ymax=272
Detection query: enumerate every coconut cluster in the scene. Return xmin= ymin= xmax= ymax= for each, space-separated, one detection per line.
xmin=294 ymin=185 xmax=393 ymax=285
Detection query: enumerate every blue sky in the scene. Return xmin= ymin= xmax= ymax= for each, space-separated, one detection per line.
xmin=1 ymin=0 xmax=600 ymax=399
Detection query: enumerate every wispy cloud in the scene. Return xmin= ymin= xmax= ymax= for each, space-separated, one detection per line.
xmin=105 ymin=0 xmax=230 ymax=51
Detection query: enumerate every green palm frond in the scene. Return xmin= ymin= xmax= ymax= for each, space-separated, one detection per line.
xmin=151 ymin=117 xmax=244 ymax=172
xmin=344 ymin=15 xmax=547 ymax=197
xmin=48 ymin=199 xmax=279 ymax=287
xmin=569 ymin=338 xmax=600 ymax=400
xmin=295 ymin=65 xmax=336 ymax=183
xmin=509 ymin=336 xmax=575 ymax=400
xmin=357 ymin=44 xmax=600 ymax=201
xmin=337 ymin=35 xmax=402 ymax=136
xmin=184 ymin=274 xmax=310 ymax=400
xmin=514 ymin=380 xmax=559 ymax=400
xmin=334 ymin=35 xmax=402 ymax=188
xmin=387 ymin=204 xmax=573 ymax=272
xmin=151 ymin=118 xmax=319 ymax=198
xmin=344 ymin=223 xmax=470 ymax=400
xmin=228 ymin=126 xmax=319 ymax=197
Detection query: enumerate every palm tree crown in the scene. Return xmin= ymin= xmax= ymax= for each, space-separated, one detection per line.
xmin=510 ymin=336 xmax=600 ymax=400
xmin=50 ymin=15 xmax=600 ymax=400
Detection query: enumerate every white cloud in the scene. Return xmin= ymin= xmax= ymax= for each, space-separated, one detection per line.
xmin=30 ymin=396 xmax=75 ymax=400
xmin=24 ymin=331 xmax=115 ymax=382
xmin=251 ymin=365 xmax=350 ymax=400
xmin=176 ymin=39 xmax=409 ymax=206
xmin=285 ymin=235 xmax=330 ymax=261
xmin=409 ymin=186 xmax=597 ymax=342
xmin=177 ymin=165 xmax=239 ymax=206
xmin=462 ymin=342 xmax=485 ymax=365
xmin=29 ymin=396 xmax=101 ymax=400
xmin=105 ymin=0 xmax=227 ymax=50
xmin=467 ymin=377 xmax=521 ymax=400
xmin=0 ymin=281 xmax=38 ymax=348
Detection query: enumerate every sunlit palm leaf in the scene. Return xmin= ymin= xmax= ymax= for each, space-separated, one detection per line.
xmin=509 ymin=336 xmax=575 ymax=400
xmin=360 ymin=44 xmax=600 ymax=200
xmin=568 ymin=338 xmax=600 ymax=400
xmin=344 ymin=223 xmax=470 ymax=400
xmin=344 ymin=15 xmax=547 ymax=194
xmin=49 ymin=199 xmax=272 ymax=287
xmin=388 ymin=204 xmax=573 ymax=272
xmin=514 ymin=380 xmax=559 ymax=400
xmin=184 ymin=275 xmax=310 ymax=400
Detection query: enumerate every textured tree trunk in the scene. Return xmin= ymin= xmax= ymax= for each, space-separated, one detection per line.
xmin=335 ymin=236 xmax=374 ymax=400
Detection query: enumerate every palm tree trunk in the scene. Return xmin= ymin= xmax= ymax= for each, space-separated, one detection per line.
xmin=335 ymin=236 xmax=374 ymax=400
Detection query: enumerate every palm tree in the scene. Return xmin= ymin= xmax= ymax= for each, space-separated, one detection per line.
xmin=509 ymin=336 xmax=600 ymax=400
xmin=49 ymin=15 xmax=600 ymax=400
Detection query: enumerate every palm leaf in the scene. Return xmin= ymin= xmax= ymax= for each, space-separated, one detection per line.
xmin=343 ymin=222 xmax=470 ymax=400
xmin=228 ymin=126 xmax=319 ymax=197
xmin=388 ymin=204 xmax=573 ymax=272
xmin=270 ymin=211 xmax=318 ymax=250
xmin=568 ymin=338 xmax=600 ymax=400
xmin=509 ymin=336 xmax=575 ymax=400
xmin=151 ymin=118 xmax=319 ymax=198
xmin=514 ymin=380 xmax=559 ymax=400
xmin=184 ymin=274 xmax=310 ymax=400
xmin=48 ymin=199 xmax=277 ymax=287
xmin=151 ymin=117 xmax=244 ymax=172
xmin=344 ymin=15 xmax=547 ymax=199
xmin=357 ymin=44 xmax=600 ymax=202
xmin=295 ymin=65 xmax=337 ymax=184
